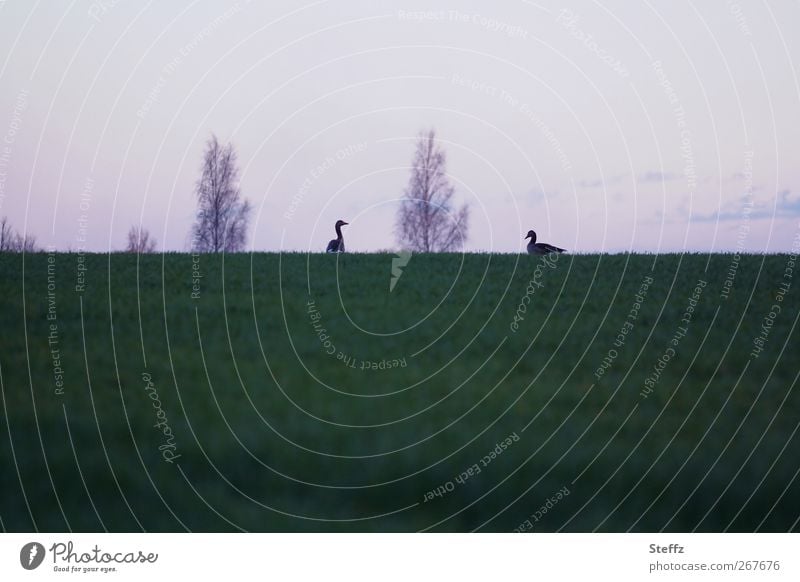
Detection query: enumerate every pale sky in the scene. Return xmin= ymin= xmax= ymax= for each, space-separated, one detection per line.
xmin=0 ymin=0 xmax=798 ymax=253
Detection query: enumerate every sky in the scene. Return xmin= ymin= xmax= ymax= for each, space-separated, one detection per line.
xmin=0 ymin=0 xmax=799 ymax=253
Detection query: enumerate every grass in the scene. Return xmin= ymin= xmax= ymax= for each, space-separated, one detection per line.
xmin=1 ymin=251 xmax=798 ymax=532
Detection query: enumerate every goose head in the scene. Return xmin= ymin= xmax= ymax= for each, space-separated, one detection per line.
xmin=524 ymin=230 xmax=537 ymax=243
xmin=335 ymin=220 xmax=349 ymax=229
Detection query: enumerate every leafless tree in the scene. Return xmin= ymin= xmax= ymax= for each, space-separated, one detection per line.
xmin=191 ymin=134 xmax=251 ymax=253
xmin=0 ymin=217 xmax=14 ymax=251
xmin=395 ymin=129 xmax=469 ymax=252
xmin=0 ymin=217 xmax=38 ymax=252
xmin=126 ymin=226 xmax=157 ymax=253
xmin=13 ymin=233 xmax=38 ymax=252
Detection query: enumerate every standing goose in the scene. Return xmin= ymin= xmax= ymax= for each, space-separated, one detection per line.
xmin=525 ymin=230 xmax=565 ymax=255
xmin=326 ymin=220 xmax=348 ymax=253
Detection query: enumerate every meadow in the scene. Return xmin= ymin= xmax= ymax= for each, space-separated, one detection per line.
xmin=0 ymin=251 xmax=798 ymax=532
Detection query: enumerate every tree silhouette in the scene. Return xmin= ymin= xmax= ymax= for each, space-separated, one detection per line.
xmin=0 ymin=216 xmax=38 ymax=252
xmin=191 ymin=135 xmax=251 ymax=253
xmin=395 ymin=129 xmax=468 ymax=252
xmin=125 ymin=226 xmax=157 ymax=253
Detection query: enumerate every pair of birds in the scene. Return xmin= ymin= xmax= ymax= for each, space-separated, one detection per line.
xmin=325 ymin=220 xmax=565 ymax=255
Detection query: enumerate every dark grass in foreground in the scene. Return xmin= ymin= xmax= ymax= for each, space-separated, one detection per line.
xmin=0 ymin=252 xmax=798 ymax=532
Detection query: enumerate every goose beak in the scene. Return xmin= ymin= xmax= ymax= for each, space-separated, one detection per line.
xmin=342 ymin=221 xmax=349 ymax=226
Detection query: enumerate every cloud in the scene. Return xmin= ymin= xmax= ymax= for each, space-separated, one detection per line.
xmin=525 ymin=188 xmax=559 ymax=203
xmin=576 ymin=174 xmax=624 ymax=188
xmin=776 ymin=189 xmax=800 ymax=214
xmin=638 ymin=170 xmax=679 ymax=183
xmin=691 ymin=189 xmax=800 ymax=222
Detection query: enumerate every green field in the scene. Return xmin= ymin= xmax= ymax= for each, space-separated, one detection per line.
xmin=1 ymin=251 xmax=798 ymax=532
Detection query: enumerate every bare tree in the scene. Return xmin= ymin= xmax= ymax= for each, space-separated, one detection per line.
xmin=191 ymin=134 xmax=251 ymax=253
xmin=126 ymin=226 xmax=157 ymax=253
xmin=13 ymin=233 xmax=38 ymax=252
xmin=0 ymin=217 xmax=38 ymax=252
xmin=0 ymin=217 xmax=13 ymax=251
xmin=395 ymin=129 xmax=469 ymax=252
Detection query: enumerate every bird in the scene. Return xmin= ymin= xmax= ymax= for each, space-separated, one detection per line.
xmin=326 ymin=220 xmax=348 ymax=253
xmin=525 ymin=230 xmax=565 ymax=255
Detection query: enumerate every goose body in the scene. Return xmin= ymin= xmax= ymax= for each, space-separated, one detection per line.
xmin=326 ymin=220 xmax=348 ymax=253
xmin=525 ymin=230 xmax=565 ymax=255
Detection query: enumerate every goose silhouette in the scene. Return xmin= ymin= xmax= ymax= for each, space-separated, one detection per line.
xmin=525 ymin=230 xmax=565 ymax=255
xmin=326 ymin=220 xmax=348 ymax=253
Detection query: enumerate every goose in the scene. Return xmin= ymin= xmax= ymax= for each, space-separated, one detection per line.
xmin=326 ymin=220 xmax=348 ymax=253
xmin=525 ymin=230 xmax=565 ymax=255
